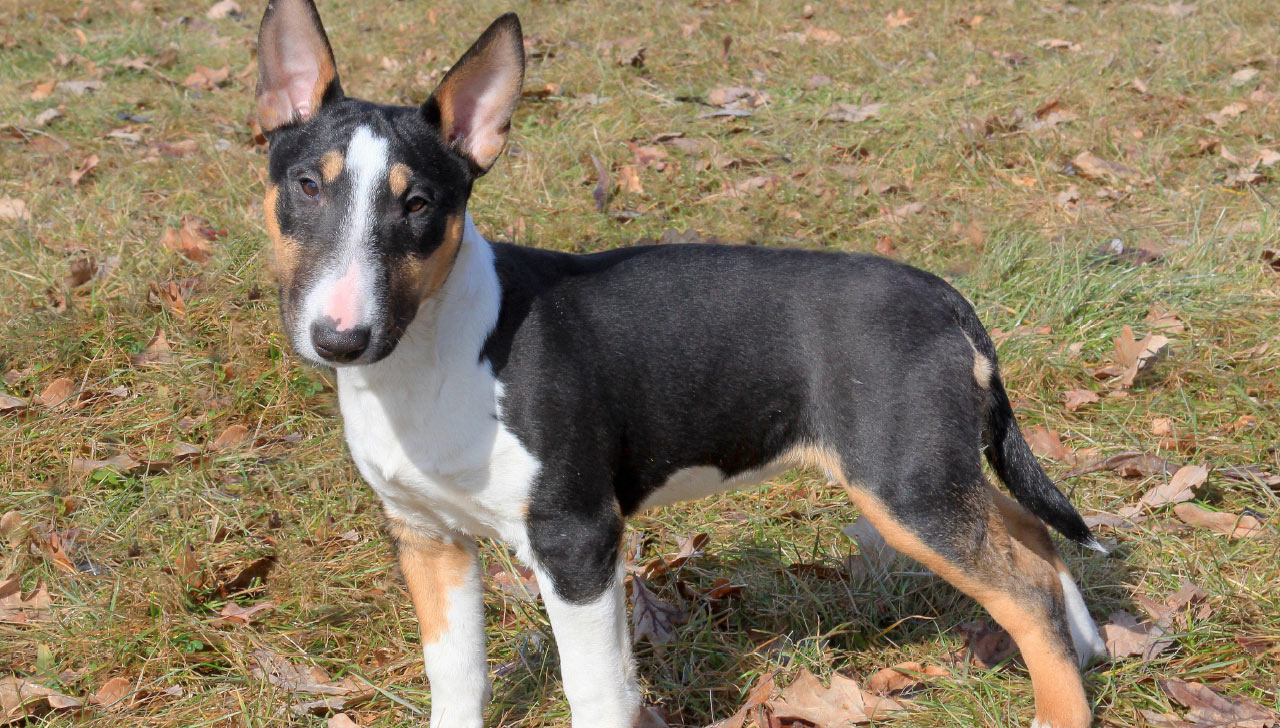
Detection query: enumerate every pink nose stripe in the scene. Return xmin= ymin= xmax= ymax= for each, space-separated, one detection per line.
xmin=324 ymin=265 xmax=361 ymax=332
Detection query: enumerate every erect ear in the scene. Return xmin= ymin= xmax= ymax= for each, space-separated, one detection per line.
xmin=255 ymin=0 xmax=343 ymax=133
xmin=422 ymin=13 xmax=525 ymax=174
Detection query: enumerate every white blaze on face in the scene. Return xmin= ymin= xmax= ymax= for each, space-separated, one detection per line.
xmin=296 ymin=125 xmax=389 ymax=360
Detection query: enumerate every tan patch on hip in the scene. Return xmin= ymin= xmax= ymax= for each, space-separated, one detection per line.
xmin=388 ymin=162 xmax=412 ymax=197
xmin=319 ymin=150 xmax=344 ymax=183
xmin=782 ymin=442 xmax=848 ymax=483
xmin=386 ymin=518 xmax=474 ymax=647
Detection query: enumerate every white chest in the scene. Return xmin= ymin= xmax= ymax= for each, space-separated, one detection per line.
xmin=331 ymin=224 xmax=541 ymax=550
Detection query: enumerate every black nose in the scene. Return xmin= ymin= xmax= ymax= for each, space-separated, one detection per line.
xmin=310 ymin=321 xmax=371 ymax=363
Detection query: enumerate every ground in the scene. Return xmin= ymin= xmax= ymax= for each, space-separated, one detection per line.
xmin=1 ymin=0 xmax=1278 ymax=726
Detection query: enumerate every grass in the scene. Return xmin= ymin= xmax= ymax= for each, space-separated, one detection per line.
xmin=2 ymin=0 xmax=1279 ymax=725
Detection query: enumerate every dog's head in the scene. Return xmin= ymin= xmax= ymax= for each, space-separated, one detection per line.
xmin=255 ymin=0 xmax=523 ymax=366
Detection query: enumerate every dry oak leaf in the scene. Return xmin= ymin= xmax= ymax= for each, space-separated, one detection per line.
xmin=217 ymin=599 xmax=275 ymax=625
xmin=884 ymin=8 xmax=916 ymax=29
xmin=34 ymin=378 xmax=75 ymax=408
xmin=640 ymin=532 xmax=709 ymax=579
xmin=956 ymin=620 xmax=1018 ymax=668
xmin=1173 ymin=504 xmax=1265 ymax=538
xmin=616 ymin=165 xmax=643 ymax=195
xmin=1205 ymin=101 xmax=1249 ymax=127
xmin=824 ymin=102 xmax=885 ymax=123
xmin=1025 ymin=425 xmax=1073 ymax=462
xmin=1101 ymin=609 xmax=1155 ymax=659
xmin=71 ymin=453 xmax=142 ymax=475
xmin=631 ymin=576 xmax=685 ymax=649
xmin=0 ymin=676 xmax=82 ymax=722
xmin=131 ymin=326 xmax=174 ymax=366
xmin=1105 ymin=325 xmax=1170 ymax=387
xmin=206 ymin=0 xmax=241 ymax=19
xmin=1136 ymin=464 xmax=1208 ymax=510
xmin=767 ymin=668 xmax=905 ymax=726
xmin=161 ymin=218 xmax=215 ymax=263
xmin=68 ymin=154 xmax=99 ymax=187
xmin=211 ymin=424 xmax=251 ymax=451
xmin=88 ymin=676 xmax=133 ymax=710
xmin=1073 ymin=150 xmax=1143 ymax=184
xmin=0 ymin=198 xmax=30 ymax=222
xmin=1063 ymin=389 xmax=1100 ymax=412
xmin=866 ymin=662 xmax=949 ymax=697
xmin=1161 ymin=679 xmax=1279 ymax=727
xmin=327 ymin=715 xmax=360 ymax=728
xmin=707 ymin=86 xmax=770 ymax=109
xmin=183 ymin=64 xmax=229 ymax=91
xmin=0 ymin=575 xmax=52 ymax=624
xmin=707 ymin=671 xmax=777 ymax=728
xmin=1037 ymin=38 xmax=1082 ymax=51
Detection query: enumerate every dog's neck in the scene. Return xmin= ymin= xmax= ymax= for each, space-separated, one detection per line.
xmin=337 ymin=211 xmax=501 ymax=389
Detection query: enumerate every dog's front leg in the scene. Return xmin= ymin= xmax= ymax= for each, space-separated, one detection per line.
xmin=528 ymin=514 xmax=641 ymax=728
xmin=391 ymin=525 xmax=490 ymax=728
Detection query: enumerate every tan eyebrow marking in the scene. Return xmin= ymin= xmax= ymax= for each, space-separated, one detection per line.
xmin=389 ymin=162 xmax=412 ymax=197
xmin=320 ymin=150 xmax=344 ymax=182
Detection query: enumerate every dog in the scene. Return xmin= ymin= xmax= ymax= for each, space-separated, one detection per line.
xmin=253 ymin=2 xmax=1107 ymax=726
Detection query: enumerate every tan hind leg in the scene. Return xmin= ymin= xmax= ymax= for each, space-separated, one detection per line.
xmin=840 ymin=482 xmax=1092 ymax=728
xmin=990 ymin=488 xmax=1106 ymax=667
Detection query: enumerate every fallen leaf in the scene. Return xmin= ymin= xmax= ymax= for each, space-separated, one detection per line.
xmin=68 ymin=154 xmax=99 ymax=187
xmin=884 ymin=8 xmax=916 ymax=29
xmin=1073 ymin=150 xmax=1142 ymax=184
xmin=804 ymin=26 xmax=842 ymax=44
xmin=1146 ymin=308 xmax=1186 ymax=334
xmin=824 ymin=102 xmax=885 ymax=123
xmin=707 ymin=86 xmax=770 ymax=108
xmin=1205 ymin=101 xmax=1249 ymax=127
xmin=1025 ymin=425 xmax=1073 ymax=462
xmin=71 ymin=453 xmax=143 ymax=475
xmin=1037 ymin=38 xmax=1082 ymax=51
xmin=767 ymin=668 xmax=904 ymax=726
xmin=215 ymin=554 xmax=276 ymax=597
xmin=489 ymin=564 xmax=540 ymax=601
xmin=0 ymin=675 xmax=82 ymax=722
xmin=0 ymin=575 xmax=51 ymax=623
xmin=616 ymin=165 xmax=643 ymax=195
xmin=631 ymin=577 xmax=685 ymax=649
xmin=88 ymin=676 xmax=133 ymax=709
xmin=30 ymin=80 xmax=57 ymax=100
xmin=1136 ymin=465 xmax=1208 ymax=509
xmin=1231 ymin=68 xmax=1260 ymax=87
xmin=160 ymin=218 xmax=215 ymax=263
xmin=640 ymin=532 xmax=709 ymax=579
xmin=0 ymin=198 xmax=30 ymax=221
xmin=956 ymin=620 xmax=1018 ymax=668
xmin=211 ymin=424 xmax=251 ymax=451
xmin=34 ymin=378 xmax=75 ymax=407
xmin=131 ymin=326 xmax=174 ymax=366
xmin=1092 ymin=239 xmax=1163 ymax=266
xmin=206 ymin=0 xmax=240 ymax=19
xmin=1161 ymin=679 xmax=1279 ymax=727
xmin=1173 ymin=503 xmax=1265 ymax=538
xmin=707 ymin=671 xmax=776 ymax=728
xmin=58 ymin=80 xmax=106 ymax=95
xmin=65 ymin=256 xmax=95 ymax=288
xmin=1063 ymin=389 xmax=1100 ymax=412
xmin=217 ymin=600 xmax=275 ymax=625
xmin=183 ymin=65 xmax=230 ymax=91
xmin=1102 ymin=609 xmax=1155 ymax=659
xmin=866 ymin=662 xmax=949 ymax=696
xmin=327 ymin=715 xmax=360 ymax=728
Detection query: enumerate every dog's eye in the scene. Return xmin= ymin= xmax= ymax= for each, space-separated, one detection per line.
xmin=406 ymin=196 xmax=428 ymax=213
xmin=298 ymin=178 xmax=320 ymax=198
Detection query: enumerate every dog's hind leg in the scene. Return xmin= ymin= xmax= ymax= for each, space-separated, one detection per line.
xmin=989 ymin=487 xmax=1106 ymax=666
xmin=834 ymin=470 xmax=1092 ymax=728
xmin=387 ymin=519 xmax=490 ymax=728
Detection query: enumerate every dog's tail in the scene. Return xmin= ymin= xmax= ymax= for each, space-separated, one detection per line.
xmin=940 ymin=287 xmax=1105 ymax=552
